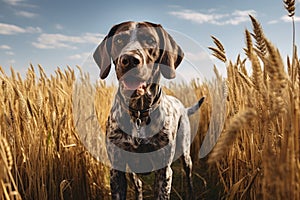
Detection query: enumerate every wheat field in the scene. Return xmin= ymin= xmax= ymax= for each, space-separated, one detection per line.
xmin=1 ymin=5 xmax=300 ymax=200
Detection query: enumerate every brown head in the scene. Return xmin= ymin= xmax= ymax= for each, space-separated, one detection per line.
xmin=93 ymin=21 xmax=184 ymax=98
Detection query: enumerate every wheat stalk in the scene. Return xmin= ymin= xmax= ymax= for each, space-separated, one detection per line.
xmin=283 ymin=0 xmax=297 ymax=84
xmin=244 ymin=29 xmax=265 ymax=94
xmin=265 ymin=40 xmax=287 ymax=90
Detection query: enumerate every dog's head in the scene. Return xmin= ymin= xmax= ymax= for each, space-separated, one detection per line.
xmin=93 ymin=21 xmax=184 ymax=97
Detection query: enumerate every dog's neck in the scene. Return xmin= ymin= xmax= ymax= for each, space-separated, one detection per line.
xmin=118 ymin=84 xmax=162 ymax=115
xmin=116 ymin=82 xmax=161 ymax=131
xmin=116 ymin=70 xmax=163 ymax=129
xmin=114 ymin=84 xmax=164 ymax=138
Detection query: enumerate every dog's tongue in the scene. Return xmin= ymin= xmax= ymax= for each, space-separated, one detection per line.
xmin=123 ymin=79 xmax=147 ymax=91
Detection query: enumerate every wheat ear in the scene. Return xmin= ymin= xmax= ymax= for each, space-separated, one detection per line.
xmin=209 ymin=36 xmax=227 ymax=63
xmin=283 ymin=0 xmax=295 ymax=17
xmin=249 ymin=15 xmax=267 ymax=57
xmin=0 ymin=137 xmax=13 ymax=171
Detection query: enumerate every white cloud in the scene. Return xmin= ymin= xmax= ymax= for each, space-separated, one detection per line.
xmin=68 ymin=54 xmax=82 ymax=60
xmin=7 ymin=59 xmax=16 ymax=65
xmin=281 ymin=15 xmax=300 ymax=22
xmin=169 ymin=9 xmax=256 ymax=26
xmin=82 ymin=33 xmax=105 ymax=44
xmin=26 ymin=26 xmax=42 ymax=33
xmin=0 ymin=45 xmax=12 ymax=50
xmin=269 ymin=15 xmax=300 ymax=24
xmin=15 ymin=10 xmax=37 ymax=18
xmin=0 ymin=23 xmax=41 ymax=35
xmin=32 ymin=33 xmax=104 ymax=49
xmin=169 ymin=9 xmax=226 ymax=24
xmin=55 ymin=24 xmax=64 ymax=30
xmin=0 ymin=23 xmax=25 ymax=34
xmin=3 ymin=0 xmax=37 ymax=8
xmin=68 ymin=52 xmax=91 ymax=60
xmin=185 ymin=51 xmax=210 ymax=62
xmin=32 ymin=34 xmax=79 ymax=49
xmin=3 ymin=0 xmax=24 ymax=6
xmin=5 ymin=51 xmax=14 ymax=56
xmin=224 ymin=10 xmax=256 ymax=25
xmin=268 ymin=20 xmax=279 ymax=24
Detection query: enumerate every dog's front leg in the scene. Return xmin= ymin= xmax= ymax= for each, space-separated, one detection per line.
xmin=154 ymin=166 xmax=173 ymax=200
xmin=106 ymin=136 xmax=128 ymax=200
xmin=130 ymin=173 xmax=143 ymax=200
xmin=110 ymin=169 xmax=127 ymax=200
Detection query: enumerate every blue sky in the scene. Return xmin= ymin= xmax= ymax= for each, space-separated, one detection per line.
xmin=1 ymin=0 xmax=300 ymax=77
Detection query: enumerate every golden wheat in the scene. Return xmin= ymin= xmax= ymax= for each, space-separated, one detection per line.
xmin=207 ymin=13 xmax=299 ymax=200
xmin=209 ymin=36 xmax=227 ymax=62
xmin=249 ymin=15 xmax=267 ymax=57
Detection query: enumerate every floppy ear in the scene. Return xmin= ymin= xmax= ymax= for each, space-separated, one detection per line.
xmin=94 ymin=22 xmax=133 ymax=79
xmin=93 ymin=36 xmax=112 ymax=79
xmin=156 ymin=25 xmax=184 ymax=79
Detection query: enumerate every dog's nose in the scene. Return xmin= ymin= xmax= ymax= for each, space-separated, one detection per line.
xmin=120 ymin=54 xmax=142 ymax=68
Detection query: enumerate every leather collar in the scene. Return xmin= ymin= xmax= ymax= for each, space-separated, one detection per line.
xmin=119 ymin=86 xmax=162 ymax=127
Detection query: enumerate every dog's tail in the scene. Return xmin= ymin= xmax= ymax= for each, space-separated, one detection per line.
xmin=187 ymin=96 xmax=205 ymax=116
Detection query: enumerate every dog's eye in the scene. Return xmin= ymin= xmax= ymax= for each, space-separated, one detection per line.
xmin=146 ymin=37 xmax=156 ymax=45
xmin=116 ymin=38 xmax=124 ymax=45
xmin=140 ymin=35 xmax=156 ymax=46
xmin=114 ymin=35 xmax=128 ymax=46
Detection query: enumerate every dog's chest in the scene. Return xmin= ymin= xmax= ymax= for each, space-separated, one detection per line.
xmin=106 ymin=94 xmax=183 ymax=153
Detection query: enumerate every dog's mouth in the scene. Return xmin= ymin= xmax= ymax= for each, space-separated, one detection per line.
xmin=120 ymin=76 xmax=148 ymax=95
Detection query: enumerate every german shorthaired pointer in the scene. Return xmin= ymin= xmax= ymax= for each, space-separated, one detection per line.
xmin=93 ymin=21 xmax=204 ymax=200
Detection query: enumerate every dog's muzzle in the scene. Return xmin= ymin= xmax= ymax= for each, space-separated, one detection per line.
xmin=118 ymin=53 xmax=149 ymax=95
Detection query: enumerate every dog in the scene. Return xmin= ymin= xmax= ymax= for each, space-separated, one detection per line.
xmin=93 ymin=21 xmax=204 ymax=200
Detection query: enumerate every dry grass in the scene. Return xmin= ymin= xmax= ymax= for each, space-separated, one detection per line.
xmin=0 ymin=8 xmax=300 ymax=200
